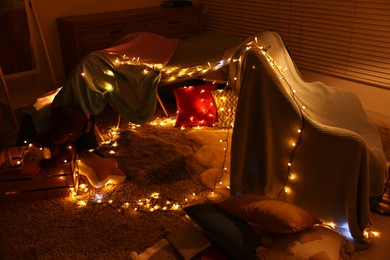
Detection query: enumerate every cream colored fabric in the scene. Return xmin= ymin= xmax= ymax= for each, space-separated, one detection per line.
xmin=228 ymin=31 xmax=387 ymax=249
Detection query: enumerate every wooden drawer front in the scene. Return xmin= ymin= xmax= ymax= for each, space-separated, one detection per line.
xmin=0 ymin=161 xmax=74 ymax=204
xmin=57 ymin=6 xmax=204 ymax=76
xmin=80 ymin=21 xmax=147 ymax=55
xmin=147 ymin=14 xmax=201 ymax=38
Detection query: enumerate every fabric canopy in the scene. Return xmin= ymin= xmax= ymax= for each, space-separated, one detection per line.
xmin=53 ymin=32 xmax=180 ymax=124
xmin=30 ymin=32 xmax=179 ymax=132
xmin=228 ymin=31 xmax=387 ymax=249
xmin=53 ymin=50 xmax=161 ymax=124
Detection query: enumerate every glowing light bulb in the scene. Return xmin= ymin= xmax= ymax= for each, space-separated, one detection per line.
xmin=104 ymin=82 xmax=114 ymax=92
xmin=104 ymin=70 xmax=114 ymax=76
xmin=289 ymin=173 xmax=297 ymax=180
xmin=371 ymin=231 xmax=380 ymax=237
xmin=324 ymin=222 xmax=336 ymax=229
xmin=78 ymin=201 xmax=87 ymax=207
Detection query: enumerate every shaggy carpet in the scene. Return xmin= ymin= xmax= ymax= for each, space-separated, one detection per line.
xmin=0 ymin=106 xmax=231 ymax=259
xmin=0 ymin=104 xmax=389 ymax=259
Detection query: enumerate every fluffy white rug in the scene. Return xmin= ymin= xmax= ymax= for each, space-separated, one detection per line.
xmin=185 ymin=128 xmax=232 ymax=195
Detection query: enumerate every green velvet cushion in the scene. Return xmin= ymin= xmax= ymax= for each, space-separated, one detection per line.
xmin=184 ymin=203 xmax=261 ymax=260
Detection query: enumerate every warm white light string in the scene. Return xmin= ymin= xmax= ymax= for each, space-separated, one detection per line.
xmin=213 ymin=86 xmax=233 ymax=191
xmin=256 ymin=46 xmax=307 ymax=199
xmin=233 ymin=39 xmax=306 ymax=199
xmin=64 ymin=43 xmax=380 ymax=242
xmin=213 ymin=127 xmax=231 ymax=191
xmin=228 ymin=37 xmax=379 ymax=242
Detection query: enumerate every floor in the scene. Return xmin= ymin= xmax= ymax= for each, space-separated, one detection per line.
xmin=351 ymin=211 xmax=390 ymax=259
xmin=1 ymin=84 xmax=390 ymax=259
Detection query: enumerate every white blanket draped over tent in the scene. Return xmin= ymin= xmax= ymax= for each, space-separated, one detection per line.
xmin=228 ymin=31 xmax=387 ymax=249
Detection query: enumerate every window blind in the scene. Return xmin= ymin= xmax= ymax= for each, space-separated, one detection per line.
xmin=200 ymin=0 xmax=390 ymax=89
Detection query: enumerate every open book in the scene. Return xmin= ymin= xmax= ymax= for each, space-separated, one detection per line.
xmin=166 ymin=222 xmax=211 ymax=259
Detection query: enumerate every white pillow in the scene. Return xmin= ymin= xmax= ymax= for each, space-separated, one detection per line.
xmin=258 ymin=226 xmax=347 ymax=260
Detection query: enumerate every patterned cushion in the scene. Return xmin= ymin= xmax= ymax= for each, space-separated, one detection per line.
xmin=211 ymin=89 xmax=238 ymax=128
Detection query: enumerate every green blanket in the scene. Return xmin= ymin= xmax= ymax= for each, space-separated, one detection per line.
xmin=53 ymin=50 xmax=161 ymax=125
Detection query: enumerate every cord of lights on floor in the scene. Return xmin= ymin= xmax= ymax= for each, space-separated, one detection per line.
xmin=56 ymin=40 xmax=380 ymax=240
xmin=65 ymin=119 xmax=229 ymax=213
xmin=61 ymin=49 xmax=236 ymax=211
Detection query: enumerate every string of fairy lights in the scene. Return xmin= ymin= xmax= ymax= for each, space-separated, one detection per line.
xmin=215 ymin=37 xmax=379 ymax=240
xmin=14 ymin=38 xmax=378 ymax=240
xmin=249 ymin=41 xmax=307 ymax=199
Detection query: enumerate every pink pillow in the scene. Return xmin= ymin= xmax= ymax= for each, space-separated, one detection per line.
xmin=173 ymin=84 xmax=218 ymax=127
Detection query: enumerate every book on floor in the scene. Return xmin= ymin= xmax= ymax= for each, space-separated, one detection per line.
xmin=166 ymin=222 xmax=211 ymax=259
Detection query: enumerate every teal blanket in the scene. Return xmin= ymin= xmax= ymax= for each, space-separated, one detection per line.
xmin=29 ymin=32 xmax=180 ymax=133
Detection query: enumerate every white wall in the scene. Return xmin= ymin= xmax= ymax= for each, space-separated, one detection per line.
xmin=301 ymin=70 xmax=390 ymax=126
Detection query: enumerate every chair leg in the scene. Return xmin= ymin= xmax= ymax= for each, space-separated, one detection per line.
xmin=157 ymin=93 xmax=168 ymax=117
xmin=116 ymin=114 xmax=121 ymax=129
xmin=94 ymin=124 xmax=106 ymax=143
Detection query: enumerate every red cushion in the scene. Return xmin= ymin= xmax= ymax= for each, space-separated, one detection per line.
xmin=173 ymin=83 xmax=218 ymax=127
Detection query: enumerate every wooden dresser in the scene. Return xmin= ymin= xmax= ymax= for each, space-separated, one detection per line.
xmin=57 ymin=5 xmax=204 ymax=76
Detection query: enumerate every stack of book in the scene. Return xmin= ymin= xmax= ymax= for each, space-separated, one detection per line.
xmin=161 ymin=0 xmax=193 ymax=8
